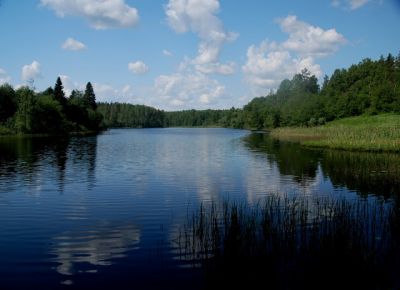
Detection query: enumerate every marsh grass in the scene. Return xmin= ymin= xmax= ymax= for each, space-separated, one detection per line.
xmin=178 ymin=195 xmax=400 ymax=289
xmin=270 ymin=114 xmax=400 ymax=152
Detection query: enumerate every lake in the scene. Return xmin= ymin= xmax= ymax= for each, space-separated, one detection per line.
xmin=0 ymin=128 xmax=399 ymax=289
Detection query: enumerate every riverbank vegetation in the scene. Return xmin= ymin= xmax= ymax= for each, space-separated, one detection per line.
xmin=270 ymin=114 xmax=400 ymax=152
xmin=178 ymin=195 xmax=400 ymax=289
xmin=0 ymin=78 xmax=102 ymax=135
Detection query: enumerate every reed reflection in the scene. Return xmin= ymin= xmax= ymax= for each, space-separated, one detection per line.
xmin=244 ymin=132 xmax=400 ymax=197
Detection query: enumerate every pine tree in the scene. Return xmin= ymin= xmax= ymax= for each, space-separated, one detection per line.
xmin=84 ymin=82 xmax=97 ymax=110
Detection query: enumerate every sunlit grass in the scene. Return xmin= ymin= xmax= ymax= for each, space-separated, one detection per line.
xmin=270 ymin=114 xmax=400 ymax=152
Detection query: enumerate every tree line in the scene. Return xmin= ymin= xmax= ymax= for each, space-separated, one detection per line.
xmin=1 ymin=52 xmax=399 ymax=134
xmin=164 ymin=52 xmax=400 ymax=129
xmin=0 ymin=77 xmax=102 ymax=134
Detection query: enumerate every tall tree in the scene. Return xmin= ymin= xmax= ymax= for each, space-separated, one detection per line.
xmin=54 ymin=77 xmax=67 ymax=108
xmin=0 ymin=83 xmax=17 ymax=122
xmin=84 ymin=82 xmax=97 ymax=110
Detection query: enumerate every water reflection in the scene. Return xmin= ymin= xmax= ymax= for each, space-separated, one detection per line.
xmin=52 ymin=223 xmax=140 ymax=276
xmin=244 ymin=133 xmax=400 ymax=197
xmin=0 ymin=135 xmax=98 ymax=192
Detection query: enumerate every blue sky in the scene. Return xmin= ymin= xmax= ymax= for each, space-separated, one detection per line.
xmin=0 ymin=0 xmax=399 ymax=110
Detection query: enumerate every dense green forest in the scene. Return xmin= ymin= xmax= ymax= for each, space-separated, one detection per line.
xmin=1 ymin=53 xmax=399 ymax=135
xmin=242 ymin=52 xmax=400 ymax=129
xmin=0 ymin=77 xmax=102 ymax=135
xmin=97 ymin=103 xmax=165 ymax=128
xmin=164 ymin=108 xmax=244 ymax=128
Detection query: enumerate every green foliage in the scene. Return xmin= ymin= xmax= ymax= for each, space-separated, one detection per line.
xmin=0 ymin=83 xmax=17 ymax=122
xmin=0 ymin=77 xmax=101 ymax=135
xmin=31 ymin=94 xmax=65 ymax=134
xmin=164 ymin=108 xmax=243 ymax=128
xmin=97 ymin=102 xmax=164 ymax=128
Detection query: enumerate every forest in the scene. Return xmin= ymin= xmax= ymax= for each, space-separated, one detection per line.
xmin=0 ymin=77 xmax=102 ymax=135
xmin=1 ymin=52 xmax=399 ymax=134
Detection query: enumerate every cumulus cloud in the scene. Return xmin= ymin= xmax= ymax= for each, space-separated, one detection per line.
xmin=62 ymin=37 xmax=87 ymax=51
xmin=128 ymin=61 xmax=149 ymax=74
xmin=242 ymin=15 xmax=345 ymax=93
xmin=22 ymin=60 xmax=41 ymax=81
xmin=278 ymin=15 xmax=346 ymax=58
xmin=154 ymin=72 xmax=226 ymax=109
xmin=0 ymin=68 xmax=11 ymax=85
xmin=243 ymin=41 xmax=321 ymax=92
xmin=165 ymin=0 xmax=237 ymax=74
xmin=331 ymin=0 xmax=371 ymax=10
xmin=40 ymin=0 xmax=139 ymax=29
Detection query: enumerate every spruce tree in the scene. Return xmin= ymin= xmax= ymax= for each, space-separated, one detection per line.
xmin=54 ymin=77 xmax=67 ymax=108
xmin=84 ymin=82 xmax=96 ymax=110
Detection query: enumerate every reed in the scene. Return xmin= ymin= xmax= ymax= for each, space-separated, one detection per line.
xmin=178 ymin=195 xmax=400 ymax=289
xmin=270 ymin=114 xmax=400 ymax=152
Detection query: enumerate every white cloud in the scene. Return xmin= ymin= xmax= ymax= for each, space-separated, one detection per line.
xmin=154 ymin=72 xmax=226 ymax=109
xmin=163 ymin=49 xmax=173 ymax=57
xmin=21 ymin=60 xmax=41 ymax=81
xmin=40 ymin=0 xmax=139 ymax=29
xmin=242 ymin=15 xmax=345 ymax=94
xmin=331 ymin=0 xmax=371 ymax=10
xmin=0 ymin=68 xmax=11 ymax=85
xmin=243 ymin=41 xmax=322 ymax=93
xmin=128 ymin=61 xmax=149 ymax=74
xmin=62 ymin=37 xmax=87 ymax=51
xmin=349 ymin=0 xmax=370 ymax=9
xmin=278 ymin=15 xmax=346 ymax=58
xmin=165 ymin=0 xmax=237 ymax=74
xmin=195 ymin=62 xmax=235 ymax=75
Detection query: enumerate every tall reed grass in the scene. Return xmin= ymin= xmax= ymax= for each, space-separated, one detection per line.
xmin=271 ymin=114 xmax=400 ymax=152
xmin=178 ymin=195 xmax=400 ymax=289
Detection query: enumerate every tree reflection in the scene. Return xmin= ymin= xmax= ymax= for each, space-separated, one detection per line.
xmin=244 ymin=133 xmax=400 ymax=197
xmin=244 ymin=133 xmax=320 ymax=184
xmin=320 ymin=150 xmax=400 ymax=197
xmin=0 ymin=135 xmax=98 ymax=193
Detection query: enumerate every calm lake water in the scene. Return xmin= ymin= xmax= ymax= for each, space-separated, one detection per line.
xmin=0 ymin=128 xmax=399 ymax=289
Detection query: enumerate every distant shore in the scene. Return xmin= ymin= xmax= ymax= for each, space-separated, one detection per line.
xmin=270 ymin=114 xmax=400 ymax=152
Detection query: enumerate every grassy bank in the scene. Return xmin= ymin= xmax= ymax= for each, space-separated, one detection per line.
xmin=178 ymin=195 xmax=400 ymax=290
xmin=270 ymin=114 xmax=400 ymax=152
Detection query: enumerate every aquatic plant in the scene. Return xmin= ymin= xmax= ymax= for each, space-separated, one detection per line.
xmin=178 ymin=195 xmax=400 ymax=289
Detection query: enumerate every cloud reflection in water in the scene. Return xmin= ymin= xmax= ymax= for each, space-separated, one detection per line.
xmin=52 ymin=224 xmax=140 ymax=276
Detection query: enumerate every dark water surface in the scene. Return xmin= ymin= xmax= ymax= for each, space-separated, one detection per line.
xmin=0 ymin=128 xmax=399 ymax=289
